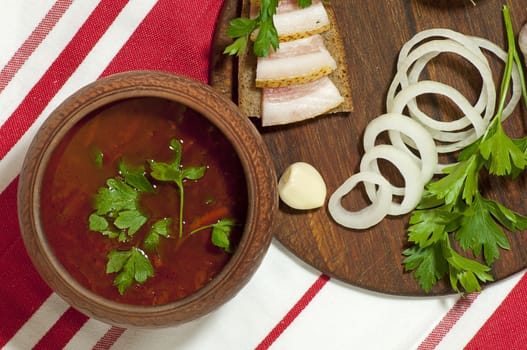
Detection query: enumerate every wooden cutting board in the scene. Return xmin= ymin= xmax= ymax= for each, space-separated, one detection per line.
xmin=210 ymin=0 xmax=527 ymax=295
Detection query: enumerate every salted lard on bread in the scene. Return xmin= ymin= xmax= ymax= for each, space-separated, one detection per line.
xmin=238 ymin=0 xmax=353 ymax=125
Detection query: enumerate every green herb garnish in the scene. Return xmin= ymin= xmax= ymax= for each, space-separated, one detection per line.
xmin=403 ymin=6 xmax=527 ymax=294
xmin=149 ymin=139 xmax=206 ymax=237
xmin=118 ymin=161 xmax=155 ymax=193
xmin=113 ymin=209 xmax=148 ymax=237
xmin=106 ymin=247 xmax=154 ymax=295
xmin=93 ymin=148 xmax=104 ymax=168
xmin=224 ymin=0 xmax=315 ymax=57
xmin=143 ymin=218 xmax=172 ymax=252
xmin=190 ymin=218 xmax=237 ymax=253
xmin=89 ymin=178 xmax=148 ymax=242
xmin=89 ymin=140 xmax=237 ymax=295
xmin=88 ymin=213 xmax=118 ymax=239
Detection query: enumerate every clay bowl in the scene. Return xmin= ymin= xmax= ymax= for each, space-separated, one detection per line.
xmin=18 ymin=71 xmax=277 ymax=327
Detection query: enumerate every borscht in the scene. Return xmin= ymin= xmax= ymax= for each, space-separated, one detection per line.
xmin=40 ymin=97 xmax=247 ymax=306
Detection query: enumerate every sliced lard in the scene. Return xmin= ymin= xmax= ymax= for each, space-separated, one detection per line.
xmin=250 ymin=0 xmax=330 ymax=41
xmin=261 ymin=76 xmax=344 ymax=126
xmin=256 ymin=34 xmax=337 ymax=88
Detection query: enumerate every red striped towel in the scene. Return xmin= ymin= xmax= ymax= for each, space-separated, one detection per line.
xmin=1 ymin=1 xmax=527 ymax=349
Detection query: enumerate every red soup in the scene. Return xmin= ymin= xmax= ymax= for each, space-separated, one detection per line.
xmin=40 ymin=97 xmax=247 ymax=306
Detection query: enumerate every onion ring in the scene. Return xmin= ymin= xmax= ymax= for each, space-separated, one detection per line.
xmin=389 ymin=80 xmax=487 ymax=159
xmin=403 ymin=51 xmax=491 ymax=121
xmin=388 ymin=37 xmax=492 ymax=114
xmin=359 ymin=145 xmax=424 ymax=215
xmin=363 ymin=113 xmax=437 ymax=195
xmin=397 ymin=28 xmax=485 ymax=67
xmin=388 ymin=39 xmax=495 ymax=130
xmin=328 ymin=171 xmax=392 ymax=230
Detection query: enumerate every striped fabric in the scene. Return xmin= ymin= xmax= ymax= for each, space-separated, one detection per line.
xmin=1 ymin=1 xmax=527 ymax=349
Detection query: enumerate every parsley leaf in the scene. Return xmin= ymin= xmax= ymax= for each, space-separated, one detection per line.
xmin=150 ymin=139 xmax=206 ymax=237
xmin=484 ymin=198 xmax=527 ymax=231
xmin=211 ymin=219 xmax=236 ymax=253
xmin=88 ymin=213 xmax=119 ymax=239
xmin=224 ymin=36 xmax=250 ymax=56
xmin=190 ymin=218 xmax=236 ymax=253
xmin=512 ymin=136 xmax=527 ymax=154
xmin=143 ymin=218 xmax=172 ymax=252
xmin=181 ymin=166 xmax=207 ymax=181
xmin=455 ymin=193 xmax=510 ymax=265
xmin=106 ymin=248 xmax=154 ymax=295
xmin=114 ymin=209 xmax=147 ymax=237
xmin=444 ymin=238 xmax=494 ymax=293
xmin=225 ymin=0 xmax=319 ymax=56
xmin=227 ymin=17 xmax=258 ymax=38
xmin=403 ymin=242 xmax=448 ymax=292
xmin=89 ymin=213 xmax=109 ymax=232
xmin=404 ymin=234 xmax=494 ymax=294
xmin=149 ymin=139 xmax=188 ymax=184
xmin=253 ymin=15 xmax=279 ymax=57
xmin=426 ymin=154 xmax=481 ymax=205
xmin=91 ymin=178 xmax=148 ymax=242
xmin=407 ymin=205 xmax=461 ymax=248
xmin=94 ymin=178 xmax=137 ymax=216
xmin=119 ymin=161 xmax=154 ymax=193
xmin=93 ymin=147 xmax=104 ymax=168
xmin=479 ymin=120 xmax=527 ymax=176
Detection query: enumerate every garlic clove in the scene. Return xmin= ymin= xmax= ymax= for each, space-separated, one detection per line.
xmin=278 ymin=162 xmax=327 ymax=210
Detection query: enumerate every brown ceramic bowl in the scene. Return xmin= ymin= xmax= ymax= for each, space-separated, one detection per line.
xmin=18 ymin=71 xmax=277 ymax=328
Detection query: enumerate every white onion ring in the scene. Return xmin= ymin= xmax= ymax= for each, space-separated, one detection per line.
xmin=359 ymin=145 xmax=424 ymax=215
xmin=389 ymin=33 xmax=521 ymax=152
xmin=328 ymin=171 xmax=392 ymax=230
xmin=388 ymin=48 xmax=484 ymax=164
xmin=397 ymin=28 xmax=485 ymax=66
xmin=404 ymin=51 xmax=490 ymax=121
xmin=389 ymin=80 xmax=487 ymax=157
xmin=388 ymin=39 xmax=495 ymax=130
xmin=394 ymin=39 xmax=496 ymax=134
xmin=363 ymin=113 xmax=437 ymax=195
xmin=395 ymin=28 xmax=520 ymax=122
xmin=399 ymin=36 xmax=521 ymax=130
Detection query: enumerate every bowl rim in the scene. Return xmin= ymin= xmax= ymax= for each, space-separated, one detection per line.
xmin=17 ymin=70 xmax=277 ymax=327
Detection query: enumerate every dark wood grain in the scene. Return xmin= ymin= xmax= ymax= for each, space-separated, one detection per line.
xmin=211 ymin=0 xmax=527 ymax=295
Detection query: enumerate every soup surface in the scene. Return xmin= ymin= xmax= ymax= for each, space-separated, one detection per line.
xmin=40 ymin=97 xmax=247 ymax=306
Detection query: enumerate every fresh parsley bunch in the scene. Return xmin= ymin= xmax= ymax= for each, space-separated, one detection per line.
xmin=403 ymin=6 xmax=527 ymax=294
